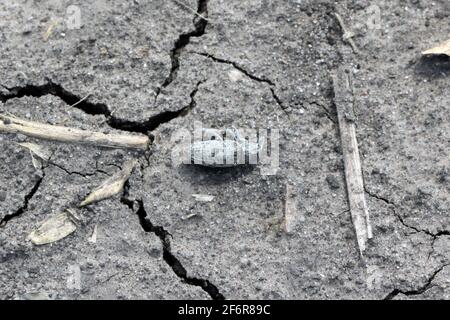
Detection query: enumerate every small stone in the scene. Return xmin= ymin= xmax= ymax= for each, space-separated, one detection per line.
xmin=326 ymin=175 xmax=340 ymax=190
xmin=0 ymin=191 xmax=6 ymax=202
xmin=240 ymin=257 xmax=251 ymax=268
xmin=228 ymin=69 xmax=244 ymax=82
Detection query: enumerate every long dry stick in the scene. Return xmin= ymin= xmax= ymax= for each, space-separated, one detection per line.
xmin=332 ymin=67 xmax=371 ymax=255
xmin=0 ymin=114 xmax=149 ymax=150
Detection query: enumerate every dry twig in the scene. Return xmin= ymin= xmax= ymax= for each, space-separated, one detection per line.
xmin=332 ymin=67 xmax=372 ymax=254
xmin=0 ymin=114 xmax=149 ymax=150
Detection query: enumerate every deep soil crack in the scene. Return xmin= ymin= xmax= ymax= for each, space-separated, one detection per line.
xmin=0 ymin=170 xmax=45 ymax=227
xmin=1 ymin=79 xmax=205 ymax=134
xmin=120 ymin=179 xmax=135 ymax=211
xmin=1 ymin=81 xmax=109 ymax=115
xmin=154 ymin=0 xmax=209 ymax=101
xmin=384 ymin=264 xmax=450 ymax=299
xmin=135 ymin=200 xmax=225 ymax=300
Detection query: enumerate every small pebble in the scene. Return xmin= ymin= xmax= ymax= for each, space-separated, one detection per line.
xmin=326 ymin=175 xmax=340 ymax=190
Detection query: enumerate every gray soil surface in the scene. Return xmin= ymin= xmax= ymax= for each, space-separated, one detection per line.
xmin=0 ymin=0 xmax=449 ymax=299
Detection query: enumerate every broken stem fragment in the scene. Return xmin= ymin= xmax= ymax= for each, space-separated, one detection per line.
xmin=0 ymin=114 xmax=150 ymax=150
xmin=332 ymin=67 xmax=371 ymax=255
xmin=80 ymin=159 xmax=137 ymax=207
xmin=333 ymin=12 xmax=359 ymax=54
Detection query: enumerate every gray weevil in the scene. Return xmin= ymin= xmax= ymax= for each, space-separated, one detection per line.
xmin=190 ymin=127 xmax=262 ymax=167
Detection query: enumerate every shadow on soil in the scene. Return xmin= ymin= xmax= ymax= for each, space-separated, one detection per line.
xmin=414 ymin=55 xmax=450 ymax=78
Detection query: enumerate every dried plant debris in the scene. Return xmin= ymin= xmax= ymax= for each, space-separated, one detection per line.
xmin=332 ymin=67 xmax=372 ymax=255
xmin=28 ymin=210 xmax=79 ymax=245
xmin=422 ymin=39 xmax=450 ymax=57
xmin=17 ymin=142 xmax=51 ymax=161
xmin=282 ymin=184 xmax=303 ymax=234
xmin=21 ymin=292 xmax=53 ymax=300
xmin=333 ymin=12 xmax=359 ymax=54
xmin=192 ymin=194 xmax=214 ymax=202
xmin=17 ymin=142 xmax=51 ymax=170
xmin=88 ymin=224 xmax=98 ymax=243
xmin=0 ymin=114 xmax=149 ymax=150
xmin=79 ymin=159 xmax=137 ymax=207
xmin=43 ymin=20 xmax=58 ymax=41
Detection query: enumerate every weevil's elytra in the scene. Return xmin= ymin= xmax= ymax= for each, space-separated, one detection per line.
xmin=189 ymin=128 xmax=262 ymax=167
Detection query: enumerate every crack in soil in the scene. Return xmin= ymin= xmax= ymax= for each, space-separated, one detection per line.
xmin=120 ymin=179 xmax=135 ymax=211
xmin=310 ymin=100 xmax=337 ymax=123
xmin=0 ymin=169 xmax=45 ymax=228
xmin=364 ymin=188 xmax=450 ymax=239
xmin=365 ymin=188 xmax=450 ymax=270
xmin=192 ymin=51 xmax=275 ymax=86
xmin=191 ymin=51 xmax=290 ymax=114
xmin=47 ymin=152 xmax=110 ymax=178
xmin=154 ymin=0 xmax=209 ymax=102
xmin=118 ymin=171 xmax=224 ymax=300
xmin=384 ymin=263 xmax=450 ymax=300
xmin=134 ymin=200 xmax=225 ymax=300
xmin=0 ymin=79 xmax=205 ymax=135
xmin=0 ymin=81 xmax=109 ymax=115
xmin=49 ymin=162 xmax=108 ymax=178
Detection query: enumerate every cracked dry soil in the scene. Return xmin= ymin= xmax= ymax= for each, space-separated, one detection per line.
xmin=0 ymin=0 xmax=449 ymax=300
